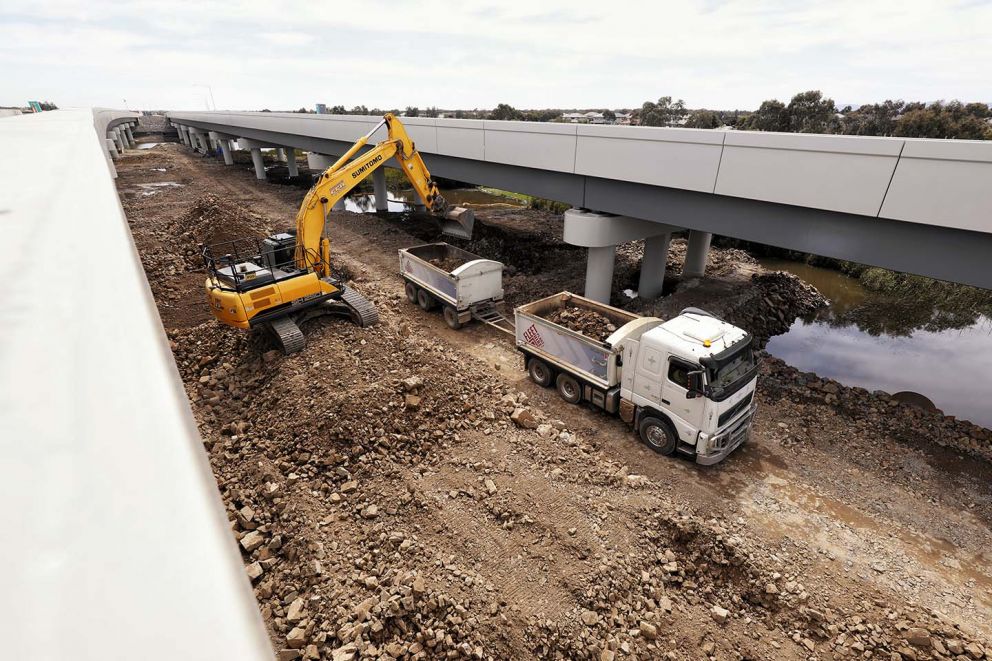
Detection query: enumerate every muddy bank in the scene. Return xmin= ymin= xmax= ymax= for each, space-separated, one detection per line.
xmin=762 ymin=355 xmax=992 ymax=463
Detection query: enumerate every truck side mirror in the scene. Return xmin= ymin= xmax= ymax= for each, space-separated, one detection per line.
xmin=686 ymin=370 xmax=705 ymax=399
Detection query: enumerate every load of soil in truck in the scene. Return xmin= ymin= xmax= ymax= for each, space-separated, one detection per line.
xmin=544 ymin=303 xmax=618 ymax=342
xmin=428 ymin=256 xmax=467 ymax=273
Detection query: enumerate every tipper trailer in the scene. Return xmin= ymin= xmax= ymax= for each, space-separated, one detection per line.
xmin=399 ymin=243 xmax=509 ymax=330
xmin=515 ymin=292 xmax=758 ymax=465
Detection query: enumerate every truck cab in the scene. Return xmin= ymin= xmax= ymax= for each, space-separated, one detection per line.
xmin=620 ymin=310 xmax=757 ymax=464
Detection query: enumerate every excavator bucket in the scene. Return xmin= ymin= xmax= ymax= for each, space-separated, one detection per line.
xmin=440 ymin=206 xmax=475 ymax=240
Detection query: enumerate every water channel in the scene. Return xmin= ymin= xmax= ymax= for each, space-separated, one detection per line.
xmin=760 ymin=259 xmax=992 ymax=427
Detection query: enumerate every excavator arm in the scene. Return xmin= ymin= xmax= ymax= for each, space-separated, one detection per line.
xmin=293 ymin=113 xmax=470 ymax=276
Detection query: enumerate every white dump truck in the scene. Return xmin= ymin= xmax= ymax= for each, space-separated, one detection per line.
xmin=515 ymin=292 xmax=758 ymax=465
xmin=399 ymin=243 xmax=508 ymax=330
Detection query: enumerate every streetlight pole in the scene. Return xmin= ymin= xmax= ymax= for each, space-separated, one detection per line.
xmin=193 ymin=85 xmax=217 ymax=110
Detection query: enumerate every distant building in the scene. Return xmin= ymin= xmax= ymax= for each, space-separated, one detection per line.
xmin=561 ymin=111 xmax=609 ymax=124
xmin=614 ymin=112 xmax=631 ymax=125
xmin=315 ymin=103 xmax=328 ymax=115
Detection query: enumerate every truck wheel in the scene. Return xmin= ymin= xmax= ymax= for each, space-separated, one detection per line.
xmin=443 ymin=306 xmax=462 ymax=330
xmin=417 ymin=288 xmax=435 ymax=311
xmin=527 ymin=359 xmax=553 ymax=387
xmin=405 ymin=282 xmax=418 ymax=304
xmin=639 ymin=416 xmax=677 ymax=456
xmin=556 ymin=374 xmax=582 ymax=404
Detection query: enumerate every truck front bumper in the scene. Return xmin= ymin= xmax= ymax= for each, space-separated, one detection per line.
xmin=695 ymin=403 xmax=757 ymax=466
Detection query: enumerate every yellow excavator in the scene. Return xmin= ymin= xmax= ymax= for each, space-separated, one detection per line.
xmin=201 ymin=113 xmax=474 ymax=353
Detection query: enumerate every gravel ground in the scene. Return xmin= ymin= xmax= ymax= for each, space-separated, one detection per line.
xmin=115 ymin=137 xmax=992 ymax=661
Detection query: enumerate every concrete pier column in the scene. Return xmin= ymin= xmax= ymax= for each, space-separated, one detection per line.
xmin=683 ymin=230 xmax=712 ymax=278
xmin=248 ymin=148 xmax=266 ymax=179
xmin=638 ymin=232 xmax=671 ymax=299
xmin=112 ymin=129 xmax=126 ymax=153
xmin=125 ymin=124 xmax=137 ymax=148
xmin=562 ymin=208 xmax=682 ymax=304
xmin=372 ymin=167 xmax=388 ymax=213
xmin=332 ymin=198 xmax=346 ymax=212
xmin=219 ymin=139 xmax=234 ymax=165
xmin=585 ymin=246 xmax=617 ymax=304
xmin=275 ymin=147 xmax=287 ymax=162
xmin=413 ymin=198 xmax=427 ymax=213
xmin=285 ymin=149 xmax=299 ymax=177
xmin=176 ymin=126 xmax=187 ymax=146
xmin=106 ymin=137 xmax=120 ymax=159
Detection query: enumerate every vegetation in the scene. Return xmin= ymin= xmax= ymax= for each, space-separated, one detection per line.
xmin=479 ymin=187 xmax=570 ymax=214
xmin=636 ymin=96 xmax=687 ymax=127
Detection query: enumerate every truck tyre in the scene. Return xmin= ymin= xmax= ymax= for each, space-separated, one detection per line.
xmin=527 ymin=358 xmax=553 ymax=387
xmin=405 ymin=282 xmax=418 ymax=304
xmin=443 ymin=306 xmax=462 ymax=330
xmin=639 ymin=416 xmax=677 ymax=456
xmin=556 ymin=373 xmax=582 ymax=404
xmin=417 ymin=288 xmax=435 ymax=311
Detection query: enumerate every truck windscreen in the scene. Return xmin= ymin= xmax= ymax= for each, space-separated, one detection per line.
xmin=702 ymin=337 xmax=757 ymax=400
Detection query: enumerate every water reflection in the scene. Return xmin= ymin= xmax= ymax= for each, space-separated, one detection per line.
xmin=761 ymin=259 xmax=992 ymax=427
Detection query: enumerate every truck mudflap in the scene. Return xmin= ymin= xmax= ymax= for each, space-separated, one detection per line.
xmin=695 ymin=403 xmax=757 ymax=465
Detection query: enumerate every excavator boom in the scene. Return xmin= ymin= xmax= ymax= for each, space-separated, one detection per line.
xmin=294 ymin=113 xmax=473 ymax=276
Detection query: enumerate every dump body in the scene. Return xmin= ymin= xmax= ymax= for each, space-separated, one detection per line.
xmin=399 ymin=243 xmax=504 ymax=311
xmin=514 ymin=292 xmax=642 ymax=389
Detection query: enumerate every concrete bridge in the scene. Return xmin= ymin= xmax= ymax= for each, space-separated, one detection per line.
xmin=166 ymin=111 xmax=992 ymax=298
xmin=94 ymin=107 xmax=141 ymax=176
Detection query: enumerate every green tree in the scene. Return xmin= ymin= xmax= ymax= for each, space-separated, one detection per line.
xmin=489 ymin=103 xmax=523 ymax=121
xmin=638 ymin=96 xmax=687 ymax=126
xmin=329 ymin=105 xmax=346 ymax=114
xmin=424 ymin=106 xmax=439 ymax=118
xmin=350 ymin=105 xmax=369 ymax=115
xmin=840 ymin=100 xmax=904 ymax=136
xmin=603 ymin=109 xmax=616 ymax=122
xmin=894 ymin=102 xmax=991 ymax=140
xmin=738 ymin=99 xmax=788 ymax=131
xmin=404 ymin=106 xmax=420 ymax=117
xmin=684 ymin=109 xmax=721 ymax=129
xmin=787 ymin=90 xmax=837 ymax=133
xmin=454 ymin=109 xmax=466 ymax=119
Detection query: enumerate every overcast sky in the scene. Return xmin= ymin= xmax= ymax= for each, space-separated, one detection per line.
xmin=2 ymin=0 xmax=990 ymax=111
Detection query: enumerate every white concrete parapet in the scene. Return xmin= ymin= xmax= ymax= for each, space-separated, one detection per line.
xmin=0 ymin=109 xmax=272 ymax=661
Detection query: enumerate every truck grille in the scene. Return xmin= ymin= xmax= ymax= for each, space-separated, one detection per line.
xmin=718 ymin=392 xmax=753 ymax=428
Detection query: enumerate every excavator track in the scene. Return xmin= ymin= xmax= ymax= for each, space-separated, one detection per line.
xmin=338 ymin=286 xmax=379 ymax=328
xmin=267 ymin=316 xmax=306 ymax=354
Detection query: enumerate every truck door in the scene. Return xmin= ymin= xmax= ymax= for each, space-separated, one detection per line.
xmin=661 ymin=357 xmax=705 ymax=431
xmin=631 ymin=343 xmax=664 ymax=404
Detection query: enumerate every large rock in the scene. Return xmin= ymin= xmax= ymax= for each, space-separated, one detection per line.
xmin=511 ymin=408 xmax=538 ymax=429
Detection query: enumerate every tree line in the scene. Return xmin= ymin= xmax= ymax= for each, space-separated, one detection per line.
xmin=302 ymin=92 xmax=991 ymax=140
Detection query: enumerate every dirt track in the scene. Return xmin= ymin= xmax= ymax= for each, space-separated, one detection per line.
xmin=117 ymin=140 xmax=992 ymax=661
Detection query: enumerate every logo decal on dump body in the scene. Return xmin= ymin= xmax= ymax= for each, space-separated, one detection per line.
xmin=523 ymin=324 xmax=544 ymax=348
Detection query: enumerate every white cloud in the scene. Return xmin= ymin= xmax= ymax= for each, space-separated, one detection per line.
xmin=1 ymin=0 xmax=989 ymax=110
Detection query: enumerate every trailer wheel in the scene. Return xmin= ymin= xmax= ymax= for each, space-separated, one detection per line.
xmin=443 ymin=306 xmax=462 ymax=330
xmin=417 ymin=288 xmax=435 ymax=311
xmin=555 ymin=374 xmax=582 ymax=404
xmin=639 ymin=416 xmax=677 ymax=456
xmin=405 ymin=282 xmax=418 ymax=304
xmin=527 ymin=359 xmax=553 ymax=387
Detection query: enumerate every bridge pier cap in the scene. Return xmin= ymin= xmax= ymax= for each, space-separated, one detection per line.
xmin=562 ymin=208 xmax=678 ymax=247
